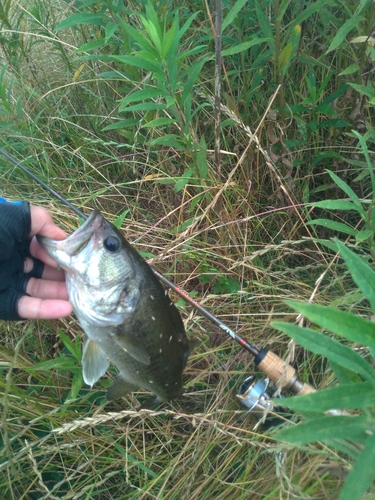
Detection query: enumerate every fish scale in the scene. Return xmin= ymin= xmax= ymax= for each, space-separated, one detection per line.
xmin=38 ymin=210 xmax=193 ymax=403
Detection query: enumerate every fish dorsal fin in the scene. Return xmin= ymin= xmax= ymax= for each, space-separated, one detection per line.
xmin=82 ymin=337 xmax=109 ymax=387
xmin=106 ymin=375 xmax=139 ymax=401
xmin=114 ymin=326 xmax=150 ymax=365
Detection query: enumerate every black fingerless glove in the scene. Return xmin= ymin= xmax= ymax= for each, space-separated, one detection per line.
xmin=0 ymin=198 xmax=44 ymax=320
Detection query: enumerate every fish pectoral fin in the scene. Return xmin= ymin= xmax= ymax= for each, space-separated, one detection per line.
xmin=114 ymin=327 xmax=150 ymax=365
xmin=82 ymin=338 xmax=109 ymax=387
xmin=106 ymin=375 xmax=139 ymax=401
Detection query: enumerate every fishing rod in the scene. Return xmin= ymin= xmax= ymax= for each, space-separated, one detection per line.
xmin=0 ymin=147 xmax=316 ymax=410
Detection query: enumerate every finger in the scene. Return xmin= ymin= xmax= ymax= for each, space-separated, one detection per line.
xmin=29 ymin=206 xmax=67 ymax=239
xmin=24 ymin=258 xmax=66 ymax=281
xmin=18 ymin=296 xmax=73 ymax=320
xmin=26 ymin=277 xmax=70 ymax=300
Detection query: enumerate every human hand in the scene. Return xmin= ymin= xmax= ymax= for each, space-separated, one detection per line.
xmin=0 ymin=200 xmax=73 ymax=320
xmin=19 ymin=206 xmax=74 ymax=319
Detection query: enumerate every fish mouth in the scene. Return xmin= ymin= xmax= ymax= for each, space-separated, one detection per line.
xmin=37 ymin=210 xmax=103 ymax=259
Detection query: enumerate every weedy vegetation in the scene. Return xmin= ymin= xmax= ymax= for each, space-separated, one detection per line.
xmin=1 ymin=0 xmax=375 ymax=498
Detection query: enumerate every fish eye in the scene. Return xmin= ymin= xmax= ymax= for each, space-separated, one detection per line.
xmin=104 ymin=236 xmax=121 ymax=252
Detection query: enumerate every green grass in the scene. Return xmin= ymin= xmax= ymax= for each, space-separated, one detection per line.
xmin=1 ymin=0 xmax=375 ymax=498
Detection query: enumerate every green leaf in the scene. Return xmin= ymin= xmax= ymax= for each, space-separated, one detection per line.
xmin=291 ymin=0 xmax=329 ymax=28
xmin=112 ymin=55 xmax=160 ymax=73
xmin=272 ymin=322 xmax=375 ymax=382
xmin=286 ymin=300 xmax=375 ymax=349
xmin=348 ymin=83 xmax=375 ymax=100
xmin=325 ymin=169 xmax=366 ymax=218
xmin=26 ymin=356 xmax=78 ymax=372
xmin=255 ymin=2 xmax=274 ymax=46
xmin=114 ymin=209 xmax=130 ymax=229
xmin=55 ymin=13 xmax=104 ymax=31
xmin=102 ymin=119 xmax=140 ymax=130
xmin=105 ymin=22 xmax=118 ymax=43
xmin=222 ymin=38 xmax=271 ymax=57
xmin=278 ymin=383 xmax=375 ymax=412
xmin=330 ymin=361 xmax=362 ymax=385
xmin=326 ymin=13 xmax=364 ymax=54
xmin=335 ymin=239 xmax=375 ymax=312
xmin=120 ymin=88 xmax=165 ymax=106
xmin=149 ymin=135 xmax=186 ymax=150
xmin=181 ymin=60 xmax=205 ymax=106
xmin=67 ymin=371 xmax=83 ymax=400
xmin=76 ymin=38 xmax=106 ymax=53
xmin=222 ymin=0 xmax=249 ymax=30
xmin=309 ymin=200 xmax=360 ymax=211
xmin=339 ymin=432 xmax=375 ymax=500
xmin=58 ymin=329 xmax=80 ymax=360
xmin=119 ymin=102 xmax=165 ymax=113
xmin=339 ymin=63 xmax=360 ymax=76
xmin=306 ymin=219 xmax=358 ymax=236
xmin=355 ymin=229 xmax=373 ymax=244
xmin=143 ymin=117 xmax=176 ymax=128
xmin=276 ymin=415 xmax=374 ymax=443
xmin=278 ymin=44 xmax=293 ymax=74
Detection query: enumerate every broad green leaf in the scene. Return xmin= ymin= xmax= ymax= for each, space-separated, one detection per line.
xmin=306 ymin=218 xmax=358 ymax=236
xmin=112 ymin=55 xmax=160 ymax=73
xmin=179 ymin=11 xmax=199 ymax=39
xmin=66 ymin=371 xmax=83 ymax=401
xmin=102 ymin=119 xmax=139 ymax=130
xmin=278 ymin=44 xmax=293 ymax=74
xmin=76 ymin=39 xmax=106 ymax=53
xmin=309 ymin=200 xmax=360 ymax=211
xmin=55 ymin=13 xmax=104 ymax=31
xmin=118 ymin=19 xmax=157 ymax=54
xmin=277 ymin=383 xmax=375 ymax=412
xmin=325 ymin=169 xmax=366 ymax=218
xmin=255 ymin=2 xmax=274 ymax=49
xmin=114 ymin=209 xmax=130 ymax=229
xmin=272 ymin=322 xmax=375 ymax=382
xmin=119 ymin=102 xmax=165 ymax=113
xmin=276 ymin=415 xmax=374 ymax=443
xmin=286 ymin=300 xmax=375 ymax=349
xmin=355 ymin=229 xmax=373 ymax=243
xmin=339 ymin=432 xmax=375 ymax=500
xmin=348 ymin=83 xmax=375 ymax=100
xmin=163 ymin=16 xmax=179 ymax=58
xmin=222 ymin=38 xmax=271 ymax=57
xmin=105 ymin=22 xmax=118 ymax=43
xmin=222 ymin=0 xmax=249 ymax=30
xmin=181 ymin=60 xmax=205 ymax=106
xmin=339 ymin=63 xmax=360 ymax=76
xmin=335 ymin=239 xmax=375 ymax=312
xmin=352 ymin=130 xmax=375 ymax=191
xmin=143 ymin=117 xmax=175 ymax=128
xmin=330 ymin=361 xmax=362 ymax=385
xmin=58 ymin=329 xmax=79 ymax=360
xmin=326 ymin=13 xmax=364 ymax=54
xmin=149 ymin=135 xmax=186 ymax=150
xmin=26 ymin=356 xmax=78 ymax=372
xmin=291 ymin=0 xmax=329 ymax=28
xmin=120 ymin=88 xmax=164 ymax=106
xmin=141 ymin=18 xmax=162 ymax=55
xmin=315 ymin=238 xmax=342 ymax=252
xmin=317 ymin=118 xmax=352 ymax=129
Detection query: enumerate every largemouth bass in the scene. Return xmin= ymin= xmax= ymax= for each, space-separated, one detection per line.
xmin=38 ymin=210 xmax=192 ymax=403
